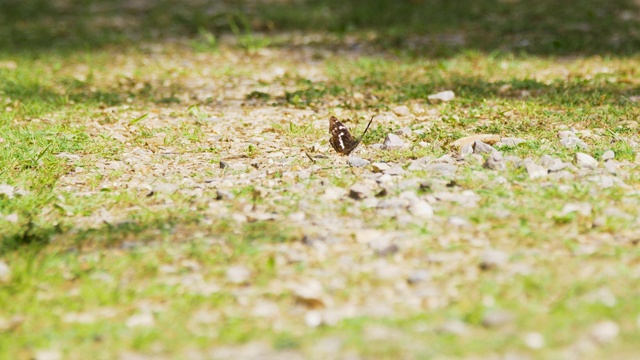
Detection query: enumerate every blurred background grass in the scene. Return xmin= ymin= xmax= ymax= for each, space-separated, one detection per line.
xmin=0 ymin=0 xmax=639 ymax=56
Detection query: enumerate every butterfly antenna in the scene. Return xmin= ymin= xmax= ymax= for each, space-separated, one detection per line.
xmin=359 ymin=115 xmax=374 ymax=141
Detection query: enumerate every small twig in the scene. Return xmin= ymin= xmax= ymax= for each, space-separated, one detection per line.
xmin=222 ymin=154 xmax=248 ymax=161
xmin=304 ymin=150 xmax=316 ymax=163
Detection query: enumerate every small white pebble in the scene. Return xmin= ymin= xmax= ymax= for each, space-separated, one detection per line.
xmin=0 ymin=261 xmax=11 ymax=282
xmin=524 ymin=332 xmax=545 ymax=349
xmin=34 ymin=350 xmax=61 ymax=360
xmin=226 ymin=266 xmax=251 ymax=284
xmin=305 ymin=311 xmax=323 ymax=328
xmin=125 ymin=312 xmax=155 ymax=328
xmin=590 ymin=321 xmax=619 ymax=343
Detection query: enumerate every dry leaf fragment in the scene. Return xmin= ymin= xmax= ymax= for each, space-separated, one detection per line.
xmin=371 ymin=162 xmax=391 ymax=173
xmin=292 ymin=280 xmax=326 ymax=309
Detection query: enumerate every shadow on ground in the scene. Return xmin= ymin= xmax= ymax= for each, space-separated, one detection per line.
xmin=1 ymin=0 xmax=639 ymax=56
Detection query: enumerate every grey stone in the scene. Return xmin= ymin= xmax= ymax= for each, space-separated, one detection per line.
xmin=383 ymin=133 xmax=405 ymax=149
xmin=425 ymin=163 xmax=458 ymax=176
xmin=427 ymin=90 xmax=455 ymax=102
xmin=549 ymin=170 xmax=575 ymax=181
xmin=484 ymin=151 xmax=505 ymax=170
xmin=604 ymin=160 xmax=619 ymax=175
xmin=472 ymin=140 xmax=495 ymax=154
xmin=55 ymin=152 xmax=81 ymax=161
xmin=220 ymin=161 xmax=229 ymax=169
xmin=374 ymin=113 xmax=398 ymax=123
xmin=590 ymin=321 xmax=619 ymax=344
xmin=216 ymin=189 xmax=234 ymax=200
xmin=437 ymin=319 xmax=468 ymax=335
xmin=576 ymin=152 xmax=598 ymax=169
xmin=322 ymin=187 xmax=344 ymax=201
xmin=0 ymin=261 xmax=11 ymax=282
xmin=362 ymin=197 xmax=379 ymax=209
xmin=435 ymin=190 xmax=479 ymax=207
xmin=348 ymin=156 xmax=370 ymax=168
xmin=460 ymin=143 xmax=473 ymax=157
xmin=448 ymin=216 xmax=470 ymax=227
xmin=523 ymin=332 xmax=546 ymax=350
xmin=560 ymin=203 xmax=592 ymax=216
xmin=434 ymin=154 xmax=456 ymax=164
xmin=539 ymin=155 xmax=571 ymax=172
xmin=549 ymin=161 xmax=572 ymax=172
xmin=538 ymin=155 xmax=556 ymax=169
xmin=384 ymin=165 xmax=407 ymax=176
xmin=396 ymin=178 xmax=420 ymax=191
xmin=466 ymin=154 xmax=484 ymax=166
xmin=392 ymin=105 xmax=411 ymax=117
xmin=153 ymin=183 xmax=179 ymax=194
xmin=376 ymin=244 xmax=399 ymax=257
xmin=204 ymin=116 xmax=223 ymax=123
xmin=492 ymin=209 xmax=512 ymax=219
xmin=521 ymin=157 xmax=536 ymax=167
xmin=226 ymin=266 xmax=251 ymax=284
xmin=504 ymin=155 xmax=522 ymax=167
xmin=588 ymin=175 xmax=628 ymax=188
xmin=481 ymin=310 xmax=515 ymax=328
xmin=479 ymin=249 xmax=509 ymax=270
xmin=376 ymin=174 xmax=394 ymax=184
xmin=398 ymin=189 xmax=418 ymax=202
xmin=601 ymin=150 xmax=615 ymax=161
xmin=407 ymin=156 xmax=433 ymax=170
xmin=560 ymin=137 xmax=589 ymax=150
xmin=348 ymin=184 xmax=371 ymax=200
xmin=377 ymin=197 xmax=408 ymax=209
xmin=409 ymin=200 xmax=434 ymax=218
xmin=557 ymin=130 xmax=577 ymax=138
xmin=493 ymin=176 xmax=508 ymax=184
xmin=407 ymin=269 xmax=431 ymax=284
xmin=526 ymin=163 xmax=548 ymax=179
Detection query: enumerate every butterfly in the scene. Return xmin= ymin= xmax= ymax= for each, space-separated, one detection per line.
xmin=329 ymin=115 xmax=374 ymax=155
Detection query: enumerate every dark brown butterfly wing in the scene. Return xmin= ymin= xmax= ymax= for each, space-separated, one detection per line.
xmin=329 ymin=116 xmax=359 ymax=155
xmin=329 ymin=116 xmax=375 ymax=155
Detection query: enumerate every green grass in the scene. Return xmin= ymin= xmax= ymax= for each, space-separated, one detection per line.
xmin=1 ymin=0 xmax=640 ymax=358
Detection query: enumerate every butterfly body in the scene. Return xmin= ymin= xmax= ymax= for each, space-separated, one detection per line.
xmin=328 ymin=116 xmax=374 ymax=155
